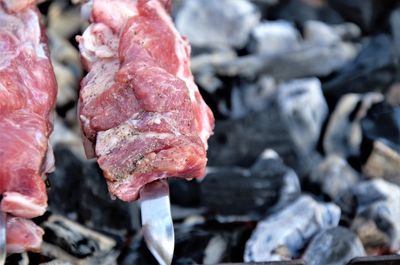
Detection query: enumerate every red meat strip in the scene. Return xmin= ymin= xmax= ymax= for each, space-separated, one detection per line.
xmin=0 ymin=1 xmax=57 ymax=253
xmin=77 ymin=0 xmax=214 ymax=201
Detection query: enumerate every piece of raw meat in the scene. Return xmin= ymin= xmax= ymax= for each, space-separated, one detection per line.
xmin=77 ymin=0 xmax=214 ymax=201
xmin=0 ymin=1 xmax=57 ymax=253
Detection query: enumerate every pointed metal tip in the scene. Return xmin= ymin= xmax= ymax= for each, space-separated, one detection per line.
xmin=142 ymin=222 xmax=174 ymax=265
xmin=140 ymin=180 xmax=174 ymax=265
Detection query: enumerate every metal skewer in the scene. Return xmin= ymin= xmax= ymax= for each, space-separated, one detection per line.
xmin=0 ymin=211 xmax=6 ymax=265
xmin=140 ymin=179 xmax=174 ymax=265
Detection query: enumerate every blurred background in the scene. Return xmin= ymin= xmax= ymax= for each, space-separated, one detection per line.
xmin=9 ymin=0 xmax=400 ymax=264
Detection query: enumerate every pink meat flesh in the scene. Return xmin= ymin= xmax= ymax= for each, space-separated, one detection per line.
xmin=0 ymin=1 xmax=57 ymax=253
xmin=78 ymin=0 xmax=214 ymax=201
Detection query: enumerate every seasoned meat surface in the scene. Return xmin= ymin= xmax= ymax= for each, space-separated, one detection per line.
xmin=78 ymin=0 xmax=214 ymax=201
xmin=0 ymin=1 xmax=57 ymax=253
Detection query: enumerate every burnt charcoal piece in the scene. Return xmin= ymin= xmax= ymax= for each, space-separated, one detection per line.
xmin=47 ymin=145 xmax=134 ymax=233
xmin=328 ymin=0 xmax=395 ymax=33
xmin=80 ymin=161 xmax=136 ymax=232
xmin=385 ymin=83 xmax=400 ymax=106
xmin=270 ymin=0 xmax=344 ymax=25
xmin=303 ymin=227 xmax=365 ymax=265
xmin=47 ymin=146 xmax=83 ymax=215
xmin=219 ymin=76 xmax=277 ymax=119
xmin=200 ymin=150 xmax=300 ymax=217
xmin=360 ymin=101 xmax=400 ymax=152
xmin=41 ymin=215 xmax=118 ymax=265
xmin=277 ymin=78 xmax=328 ymax=153
xmin=310 ymin=155 xmax=359 ymax=199
xmin=323 ymin=34 xmax=398 ymax=100
xmin=351 ymin=218 xmax=391 ymax=256
xmin=323 ymin=93 xmax=384 ymax=158
xmin=244 ymin=195 xmax=341 ymax=262
xmin=215 ymin=25 xmax=358 ymax=80
xmin=208 ymin=78 xmax=325 ymax=176
xmin=334 ymin=191 xmax=357 ymax=227
xmin=208 ymin=102 xmax=310 ymax=174
xmin=362 ymin=141 xmax=400 ymax=186
xmin=169 ymin=178 xmax=201 ymax=207
xmin=352 ymin=179 xmax=400 ymax=253
xmin=119 ymin=233 xmax=159 ymax=265
xmin=390 ymin=8 xmax=400 ymax=58
xmin=176 ymin=0 xmax=260 ymax=49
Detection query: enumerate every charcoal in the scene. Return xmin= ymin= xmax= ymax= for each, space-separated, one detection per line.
xmin=47 ymin=146 xmax=134 ymax=234
xmin=360 ymin=101 xmax=400 ymax=152
xmin=174 ymin=226 xmax=216 ymax=265
xmin=79 ymin=161 xmax=136 ymax=233
xmin=50 ymin=33 xmax=81 ymax=108
xmin=323 ymin=93 xmax=384 ymax=158
xmin=270 ymin=0 xmax=344 ymax=25
xmin=169 ymin=178 xmax=201 ymax=207
xmin=277 ymin=78 xmax=328 ymax=153
xmin=334 ymin=191 xmax=357 ymax=226
xmin=50 ymin=118 xmax=86 ymax=159
xmin=48 ymin=145 xmax=83 ymax=217
xmin=5 ymin=253 xmax=29 ymax=265
xmin=248 ymin=20 xmax=300 ymax=54
xmin=328 ymin=0 xmax=395 ymax=32
xmin=41 ymin=215 xmax=118 ymax=265
xmin=303 ymin=227 xmax=365 ymax=265
xmin=352 ymin=179 xmax=400 ymax=252
xmin=303 ymin=20 xmax=361 ymax=45
xmin=175 ymin=0 xmax=260 ymax=49
xmin=362 ymin=141 xmax=400 ymax=185
xmin=119 ymin=233 xmax=158 ymax=265
xmin=191 ymin=48 xmax=237 ymax=74
xmin=48 ymin=1 xmax=82 ymax=39
xmin=385 ymin=83 xmax=400 ymax=106
xmin=194 ymin=70 xmax=223 ymax=95
xmin=41 ymin=260 xmax=72 ymax=265
xmin=208 ymin=100 xmax=303 ymax=170
xmin=200 ymin=150 xmax=300 ymax=217
xmin=208 ymin=78 xmax=324 ymax=176
xmin=310 ymin=155 xmax=359 ymax=199
xmin=214 ymin=22 xmax=358 ymax=79
xmin=222 ymin=77 xmax=277 ymax=119
xmin=351 ymin=218 xmax=391 ymax=255
xmin=244 ymin=195 xmax=341 ymax=262
xmin=171 ymin=205 xmax=207 ymax=222
xmin=47 ymin=1 xmax=82 ymax=109
xmin=323 ymin=34 xmax=398 ymax=99
xmin=390 ymin=8 xmax=400 ymax=58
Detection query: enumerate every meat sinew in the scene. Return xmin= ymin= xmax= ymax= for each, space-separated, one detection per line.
xmin=0 ymin=1 xmax=57 ymax=253
xmin=77 ymin=0 xmax=214 ymax=202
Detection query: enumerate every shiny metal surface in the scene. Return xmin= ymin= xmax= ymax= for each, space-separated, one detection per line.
xmin=0 ymin=211 xmax=6 ymax=265
xmin=140 ymin=180 xmax=174 ymax=265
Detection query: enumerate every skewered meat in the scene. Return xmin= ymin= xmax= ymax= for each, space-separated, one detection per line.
xmin=0 ymin=1 xmax=57 ymax=252
xmin=77 ymin=0 xmax=214 ymax=201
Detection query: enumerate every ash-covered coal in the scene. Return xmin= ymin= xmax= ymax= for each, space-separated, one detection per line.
xmin=176 ymin=0 xmax=260 ymax=49
xmin=200 ymin=150 xmax=300 ymax=217
xmin=48 ymin=146 xmax=135 ymax=235
xmin=309 ymin=155 xmax=360 ymax=199
xmin=323 ymin=34 xmax=398 ymax=100
xmin=351 ymin=179 xmax=400 ymax=254
xmin=244 ymin=195 xmax=341 ymax=262
xmin=323 ymin=93 xmax=384 ymax=159
xmin=303 ymin=227 xmax=366 ymax=265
